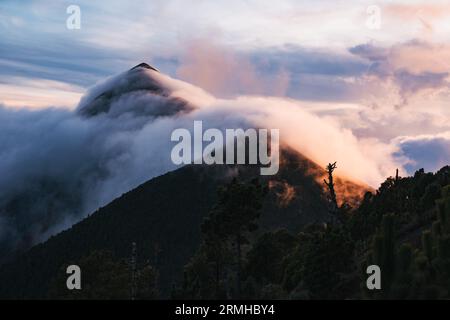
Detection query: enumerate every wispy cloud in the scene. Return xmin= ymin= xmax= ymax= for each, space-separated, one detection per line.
xmin=0 ymin=77 xmax=84 ymax=108
xmin=1 ymin=0 xmax=450 ymax=172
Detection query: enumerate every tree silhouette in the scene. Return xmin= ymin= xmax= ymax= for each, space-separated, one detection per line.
xmin=324 ymin=162 xmax=340 ymax=221
xmin=208 ymin=178 xmax=265 ymax=298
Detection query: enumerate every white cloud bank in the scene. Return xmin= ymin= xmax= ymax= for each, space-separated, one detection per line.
xmin=0 ymin=66 xmax=408 ymax=255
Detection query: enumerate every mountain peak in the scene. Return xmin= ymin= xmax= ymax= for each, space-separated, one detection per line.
xmin=76 ymin=62 xmax=192 ymax=118
xmin=130 ymin=62 xmax=159 ymax=72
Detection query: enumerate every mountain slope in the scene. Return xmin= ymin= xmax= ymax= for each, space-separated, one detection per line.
xmin=0 ymin=148 xmax=367 ymax=299
xmin=0 ymin=63 xmax=200 ymax=261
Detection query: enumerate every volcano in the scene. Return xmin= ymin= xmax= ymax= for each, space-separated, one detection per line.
xmin=0 ymin=63 xmax=370 ymax=298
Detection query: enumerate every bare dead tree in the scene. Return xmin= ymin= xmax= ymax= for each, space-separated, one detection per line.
xmin=324 ymin=162 xmax=339 ymax=220
xmin=324 ymin=162 xmax=338 ymax=208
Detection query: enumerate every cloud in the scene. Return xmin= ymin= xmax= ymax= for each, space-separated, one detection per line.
xmin=349 ymin=40 xmax=450 ymax=106
xmin=3 ymin=0 xmax=450 ymax=110
xmin=0 ymin=77 xmax=84 ymax=109
xmin=0 ymin=66 xmax=405 ymax=256
xmin=175 ymin=40 xmax=291 ymax=98
xmin=7 ymin=0 xmax=447 ymax=105
xmin=394 ymin=132 xmax=450 ymax=173
xmin=384 ymin=3 xmax=450 ymax=22
xmin=174 ymin=40 xmax=376 ymax=103
xmin=173 ymin=40 xmax=450 ymax=172
xmin=394 ymin=70 xmax=448 ymax=101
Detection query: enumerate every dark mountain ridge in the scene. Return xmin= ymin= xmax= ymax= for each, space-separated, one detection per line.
xmin=0 ymin=147 xmax=367 ymax=298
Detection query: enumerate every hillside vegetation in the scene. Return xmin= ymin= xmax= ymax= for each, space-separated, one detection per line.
xmin=1 ymin=154 xmax=448 ymax=299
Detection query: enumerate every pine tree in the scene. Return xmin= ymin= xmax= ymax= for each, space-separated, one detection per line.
xmin=368 ymin=213 xmax=396 ymax=297
xmin=181 ymin=178 xmax=266 ymax=299
xmin=200 ymin=217 xmax=230 ymax=298
xmin=422 ymin=230 xmax=433 ymax=261
xmin=209 ymin=178 xmax=265 ymax=298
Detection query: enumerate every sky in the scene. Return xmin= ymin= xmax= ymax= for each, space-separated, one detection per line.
xmin=1 ymin=0 xmax=450 ymax=174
